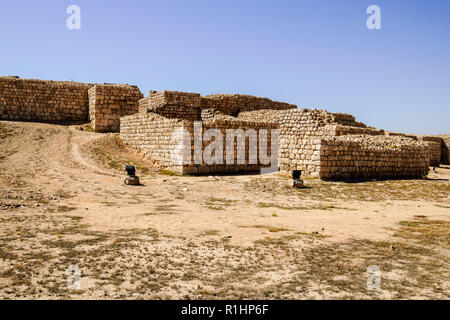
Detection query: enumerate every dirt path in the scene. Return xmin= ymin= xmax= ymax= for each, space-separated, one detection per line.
xmin=1 ymin=120 xmax=449 ymax=244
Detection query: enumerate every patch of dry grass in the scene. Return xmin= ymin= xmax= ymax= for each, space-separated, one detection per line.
xmin=0 ymin=209 xmax=448 ymax=299
xmin=82 ymin=134 xmax=155 ymax=175
xmin=245 ymin=175 xmax=450 ymax=203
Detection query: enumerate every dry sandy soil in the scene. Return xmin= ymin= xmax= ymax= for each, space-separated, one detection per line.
xmin=0 ymin=121 xmax=448 ymax=300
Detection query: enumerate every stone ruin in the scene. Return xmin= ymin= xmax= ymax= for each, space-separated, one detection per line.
xmin=1 ymin=76 xmax=449 ymax=180
xmin=121 ymin=90 xmax=435 ymax=179
xmin=0 ymin=76 xmax=142 ymax=132
xmin=120 ymin=91 xmax=286 ymax=175
xmin=274 ymin=110 xmax=429 ymax=179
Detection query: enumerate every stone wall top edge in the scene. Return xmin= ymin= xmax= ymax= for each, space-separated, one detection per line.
xmin=321 ymin=134 xmax=427 ymax=149
xmin=120 ymin=112 xmax=184 ymax=123
xmin=0 ymin=76 xmax=139 ymax=89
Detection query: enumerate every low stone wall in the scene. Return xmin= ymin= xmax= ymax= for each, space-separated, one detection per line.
xmin=138 ymin=91 xmax=296 ymax=120
xmin=422 ymin=141 xmax=441 ymax=167
xmin=277 ymin=109 xmax=344 ymax=176
xmin=120 ymin=112 xmax=186 ymax=172
xmin=416 ymin=136 xmax=445 ymax=166
xmin=0 ymin=76 xmax=142 ymax=131
xmin=440 ymin=136 xmax=450 ymax=164
xmin=182 ymin=119 xmax=278 ymax=175
xmin=329 ymin=124 xmax=383 ymax=136
xmin=147 ymin=91 xmax=202 ymax=109
xmin=139 ymin=91 xmax=202 ymax=121
xmin=319 ymin=135 xmax=429 ymax=179
xmin=202 ymin=94 xmax=296 ymax=116
xmin=238 ymin=109 xmax=283 ymax=123
xmin=120 ymin=111 xmax=278 ymax=175
xmin=385 ymin=132 xmax=418 ymax=140
xmin=88 ymin=85 xmax=142 ymax=132
xmin=277 ymin=108 xmax=429 ymax=179
xmin=0 ymin=76 xmax=91 ymax=123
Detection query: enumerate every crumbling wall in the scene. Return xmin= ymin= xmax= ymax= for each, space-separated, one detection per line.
xmin=416 ymin=136 xmax=444 ymax=166
xmin=120 ymin=111 xmax=278 ymax=175
xmin=0 ymin=76 xmax=91 ymax=123
xmin=120 ymin=112 xmax=186 ymax=172
xmin=277 ymin=109 xmax=383 ymax=176
xmin=138 ymin=91 xmax=202 ymax=121
xmin=122 ymin=90 xmax=435 ymax=180
xmin=319 ymin=136 xmax=429 ymax=179
xmin=201 ymin=94 xmax=296 ymax=116
xmin=440 ymin=136 xmax=450 ymax=164
xmin=138 ymin=91 xmax=296 ymax=121
xmin=385 ymin=132 xmax=418 ymax=140
xmin=88 ymin=85 xmax=143 ymax=132
xmin=277 ymin=108 xmax=429 ymax=179
xmin=423 ymin=141 xmax=441 ymax=167
xmin=182 ymin=119 xmax=278 ymax=175
xmin=0 ymin=76 xmax=142 ymax=131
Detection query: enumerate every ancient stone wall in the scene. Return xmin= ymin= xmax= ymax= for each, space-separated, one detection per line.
xmin=138 ymin=91 xmax=202 ymax=121
xmin=422 ymin=141 xmax=441 ymax=167
xmin=440 ymin=136 xmax=450 ymax=164
xmin=126 ymin=99 xmax=431 ymax=179
xmin=120 ymin=110 xmax=278 ymax=175
xmin=419 ymin=136 xmax=448 ymax=166
xmin=277 ymin=108 xmax=429 ymax=179
xmin=88 ymin=85 xmax=143 ymax=132
xmin=319 ymin=136 xmax=429 ymax=179
xmin=0 ymin=76 xmax=91 ymax=123
xmin=418 ymin=136 xmax=445 ymax=166
xmin=201 ymin=94 xmax=297 ymax=116
xmin=138 ymin=91 xmax=296 ymax=120
xmin=385 ymin=132 xmax=418 ymax=140
xmin=120 ymin=112 xmax=186 ymax=172
xmin=0 ymin=76 xmax=142 ymax=132
xmin=182 ymin=119 xmax=278 ymax=175
xmin=277 ymin=108 xmax=385 ymax=176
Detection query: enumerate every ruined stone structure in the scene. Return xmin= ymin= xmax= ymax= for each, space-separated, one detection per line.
xmin=415 ymin=136 xmax=445 ymax=167
xmin=440 ymin=136 xmax=450 ymax=164
xmin=1 ymin=76 xmax=445 ymax=180
xmin=88 ymin=85 xmax=143 ymax=132
xmin=245 ymin=108 xmax=429 ymax=179
xmin=0 ymin=76 xmax=91 ymax=122
xmin=121 ymin=90 xmax=431 ymax=179
xmin=121 ymin=91 xmax=282 ymax=174
xmin=0 ymin=76 xmax=142 ymax=132
xmin=422 ymin=141 xmax=441 ymax=167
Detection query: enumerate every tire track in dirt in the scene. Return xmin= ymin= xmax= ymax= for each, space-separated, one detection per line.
xmin=68 ymin=127 xmax=120 ymax=178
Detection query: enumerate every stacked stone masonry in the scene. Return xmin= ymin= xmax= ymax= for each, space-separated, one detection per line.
xmin=0 ymin=76 xmax=91 ymax=122
xmin=182 ymin=119 xmax=278 ymax=175
xmin=121 ymin=90 xmax=437 ymax=179
xmin=122 ymin=91 xmax=281 ymax=175
xmin=88 ymin=85 xmax=143 ymax=132
xmin=0 ymin=76 xmax=142 ymax=132
xmin=416 ymin=136 xmax=445 ymax=167
xmin=120 ymin=113 xmax=186 ymax=172
xmin=275 ymin=109 xmax=429 ymax=179
xmin=440 ymin=136 xmax=450 ymax=164
xmin=138 ymin=90 xmax=297 ymax=120
xmin=319 ymin=136 xmax=428 ymax=179
xmin=1 ymin=77 xmax=446 ymax=179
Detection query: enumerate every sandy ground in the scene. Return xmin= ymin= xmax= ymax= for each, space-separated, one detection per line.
xmin=0 ymin=121 xmax=449 ymax=300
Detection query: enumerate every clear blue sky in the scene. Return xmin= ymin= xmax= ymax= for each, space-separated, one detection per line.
xmin=1 ymin=0 xmax=449 ymax=134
